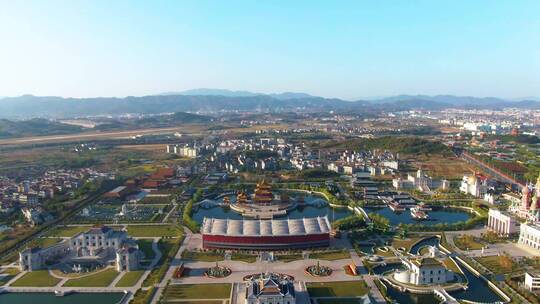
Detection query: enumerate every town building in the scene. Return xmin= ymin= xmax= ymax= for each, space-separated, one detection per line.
xmin=21 ymin=207 xmax=53 ymax=226
xmin=525 ymin=272 xmax=540 ymax=292
xmin=441 ymin=179 xmax=451 ymax=191
xmin=460 ymin=174 xmax=488 ymax=198
xmin=518 ymin=222 xmax=540 ymax=251
xmin=487 ymin=209 xmax=519 ymax=236
xmin=167 ymin=144 xmax=199 ymax=158
xmin=104 ymin=186 xmax=136 ymax=199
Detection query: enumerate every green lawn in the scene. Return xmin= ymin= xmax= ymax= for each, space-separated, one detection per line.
xmin=276 ymin=253 xmax=303 ymax=262
xmin=454 ymin=235 xmax=484 ymax=250
xmin=115 ymin=270 xmax=145 ymax=287
xmin=137 ymin=239 xmax=156 ymax=260
xmin=127 ymin=225 xmax=182 ymax=237
xmin=443 ymin=258 xmax=462 ymax=274
xmin=35 ymin=237 xmax=63 ymax=248
xmin=475 ymin=255 xmax=522 ymax=275
xmin=63 ymin=268 xmax=119 ymax=287
xmin=0 ymin=268 xmax=20 ymax=285
xmin=418 ymin=246 xmax=430 ymax=255
xmin=392 ymin=236 xmax=426 ymax=252
xmin=46 ymin=225 xmax=90 ymax=237
xmin=181 ymin=251 xmax=224 ymax=262
xmin=22 ymin=237 xmax=63 ymax=250
xmin=230 ymin=253 xmax=257 ymax=263
xmin=11 ymin=270 xmax=61 ymax=287
xmin=310 ymin=250 xmax=351 ymax=261
xmin=307 ymin=281 xmax=370 ymax=297
xmin=163 ymin=283 xmax=231 ymax=300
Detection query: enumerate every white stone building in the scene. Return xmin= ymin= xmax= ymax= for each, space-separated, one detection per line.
xmin=167 ymin=144 xmax=198 ymax=158
xmin=525 ymin=272 xmax=540 ymax=291
xmin=20 ymin=226 xmax=141 ymax=272
xmin=394 ymin=257 xmax=454 ymax=285
xmin=460 ymin=174 xmax=488 ymax=198
xmin=518 ymin=222 xmax=540 ymax=251
xmin=487 ymin=209 xmax=519 ymax=236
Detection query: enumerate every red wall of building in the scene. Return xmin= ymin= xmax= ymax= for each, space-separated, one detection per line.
xmin=203 ymin=233 xmax=329 ymax=247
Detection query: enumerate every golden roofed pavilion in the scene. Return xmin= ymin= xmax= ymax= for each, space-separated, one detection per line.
xmin=253 ymin=179 xmax=274 ymax=205
xmin=237 ymin=191 xmax=249 ymax=205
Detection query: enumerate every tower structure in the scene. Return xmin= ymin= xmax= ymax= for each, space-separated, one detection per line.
xmin=522 ymin=184 xmax=531 ymax=211
xmin=534 ymin=174 xmax=540 ymax=210
xmin=253 ymin=180 xmax=274 ymax=205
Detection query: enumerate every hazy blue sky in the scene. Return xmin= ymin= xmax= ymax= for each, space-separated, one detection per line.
xmin=1 ymin=1 xmax=539 ymax=99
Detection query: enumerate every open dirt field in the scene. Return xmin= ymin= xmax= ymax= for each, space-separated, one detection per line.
xmin=410 ymin=154 xmax=472 ymax=179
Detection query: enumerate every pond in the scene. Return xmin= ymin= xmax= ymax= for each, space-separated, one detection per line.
xmin=0 ymin=292 xmax=125 ymax=304
xmin=357 ymin=243 xmax=375 ymax=255
xmin=452 ymin=259 xmax=505 ymax=303
xmin=373 ymin=262 xmax=406 ymax=275
xmin=385 ymin=285 xmax=440 ymax=303
xmin=364 ymin=206 xmax=471 ymax=226
xmin=192 ymin=195 xmax=354 ymax=223
xmin=409 ymin=236 xmax=440 ymax=255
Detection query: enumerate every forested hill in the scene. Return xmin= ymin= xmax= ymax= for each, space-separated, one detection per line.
xmin=318 ymin=137 xmax=452 ymax=155
xmin=0 ymin=112 xmax=212 ymax=139
xmin=0 ymin=118 xmax=83 ymax=139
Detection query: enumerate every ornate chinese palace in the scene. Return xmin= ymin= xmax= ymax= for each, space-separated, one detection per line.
xmin=229 ymin=180 xmax=297 ymax=219
xmin=245 ymin=273 xmax=296 ymax=304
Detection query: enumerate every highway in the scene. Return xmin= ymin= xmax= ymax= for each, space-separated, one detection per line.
xmin=459 ymin=150 xmax=522 ymax=186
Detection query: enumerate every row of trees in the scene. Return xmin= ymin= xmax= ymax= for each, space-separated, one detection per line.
xmin=320 ymin=136 xmax=452 ymax=156
xmin=401 ymin=215 xmax=486 ymax=232
xmin=182 ymin=189 xmax=203 ymax=233
xmin=332 ymin=215 xmax=365 ymax=230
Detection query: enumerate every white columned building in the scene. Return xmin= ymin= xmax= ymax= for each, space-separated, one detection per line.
xmin=487 ymin=209 xmax=519 ymax=236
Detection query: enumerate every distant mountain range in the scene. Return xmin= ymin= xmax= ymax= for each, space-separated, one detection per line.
xmin=0 ymin=90 xmax=538 ymax=119
xmin=161 ymin=88 xmax=316 ymax=100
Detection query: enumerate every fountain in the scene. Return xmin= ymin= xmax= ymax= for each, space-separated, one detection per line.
xmin=205 ymin=262 xmax=231 ymax=278
xmin=306 ymin=261 xmax=332 ymax=277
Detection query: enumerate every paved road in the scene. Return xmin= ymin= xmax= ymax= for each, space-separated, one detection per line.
xmin=162 ymin=202 xmax=178 ymax=223
xmin=460 ymin=151 xmax=521 ymax=186
xmin=349 ymin=247 xmax=386 ymax=304
xmin=150 ymin=227 xmax=192 ymax=304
